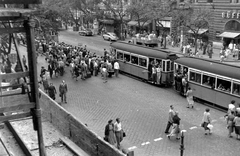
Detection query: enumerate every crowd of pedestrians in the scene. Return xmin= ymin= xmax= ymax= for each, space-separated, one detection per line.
xmin=36 ymin=41 xmax=120 ymax=104
xmin=164 ymin=100 xmax=240 ymax=142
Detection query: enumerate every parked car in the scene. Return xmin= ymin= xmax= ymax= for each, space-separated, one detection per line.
xmin=102 ymin=32 xmax=118 ymax=41
xmin=78 ymin=28 xmax=93 ymax=36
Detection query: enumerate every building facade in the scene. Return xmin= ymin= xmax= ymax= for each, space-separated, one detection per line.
xmin=189 ymin=0 xmax=240 ymax=47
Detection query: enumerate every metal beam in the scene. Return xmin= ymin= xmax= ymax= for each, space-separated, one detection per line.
xmin=0 ymin=27 xmax=25 ymax=34
xmin=0 ymin=0 xmax=42 ymax=4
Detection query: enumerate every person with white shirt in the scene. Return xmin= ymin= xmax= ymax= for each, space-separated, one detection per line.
xmin=114 ymin=118 xmax=123 ymax=149
xmin=114 ymin=60 xmax=120 ymax=77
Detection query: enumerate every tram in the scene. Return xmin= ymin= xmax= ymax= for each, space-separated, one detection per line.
xmin=110 ymin=42 xmax=177 ymax=86
xmin=174 ymin=57 xmax=240 ymax=110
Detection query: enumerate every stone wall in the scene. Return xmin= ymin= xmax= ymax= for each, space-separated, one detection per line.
xmin=39 ymin=90 xmax=127 ymax=156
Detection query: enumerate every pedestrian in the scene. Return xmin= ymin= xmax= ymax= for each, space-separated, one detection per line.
xmin=40 ymin=66 xmax=47 ymax=80
xmin=41 ymin=75 xmax=49 ymax=93
xmin=114 ymin=118 xmax=123 ymax=149
xmin=201 ymin=108 xmax=212 ymax=135
xmin=104 ymin=120 xmax=117 ymax=145
xmin=207 ymin=43 xmax=213 ymax=59
xmin=226 ymin=110 xmax=235 ymax=138
xmin=48 ymin=83 xmax=57 ymax=100
xmin=186 ymin=87 xmax=194 ymax=108
xmin=102 ymin=64 xmax=108 ymax=83
xmin=114 ymin=60 xmax=120 ymax=77
xmin=236 ymin=103 xmax=240 ymax=115
xmin=165 ymin=105 xmax=176 ymax=134
xmin=48 ymin=63 xmax=54 ymax=79
xmin=167 ymin=111 xmax=181 ymax=140
xmin=156 ymin=64 xmax=162 ymax=85
xmin=233 ymin=113 xmax=240 ymax=140
xmin=22 ymin=55 xmax=27 ymax=67
xmin=59 ymin=80 xmax=68 ymax=103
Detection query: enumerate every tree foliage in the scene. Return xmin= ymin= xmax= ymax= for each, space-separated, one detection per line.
xmin=172 ymin=5 xmax=212 ymax=53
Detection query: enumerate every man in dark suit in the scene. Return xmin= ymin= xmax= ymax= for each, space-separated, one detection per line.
xmin=59 ymin=80 xmax=67 ymax=103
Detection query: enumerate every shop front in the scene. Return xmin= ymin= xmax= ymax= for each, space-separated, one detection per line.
xmin=218 ymin=11 xmax=240 ymax=47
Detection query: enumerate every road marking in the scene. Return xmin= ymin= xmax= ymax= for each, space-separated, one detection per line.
xmin=145 ymin=142 xmax=150 ymax=145
xmin=128 ymin=146 xmax=137 ymax=150
xmin=189 ymin=126 xmax=197 ymax=130
xmin=154 ymin=137 xmax=163 ymax=141
xmin=141 ymin=141 xmax=150 ymax=146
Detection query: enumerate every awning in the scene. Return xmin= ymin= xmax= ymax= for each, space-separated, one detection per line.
xmin=127 ymin=21 xmax=150 ymax=27
xmin=218 ymin=32 xmax=240 ymax=39
xmin=188 ymin=29 xmax=208 ymax=35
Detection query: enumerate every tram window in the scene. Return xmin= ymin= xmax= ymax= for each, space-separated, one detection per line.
xmin=189 ymin=71 xmax=201 ymax=84
xmin=171 ymin=62 xmax=174 ymax=71
xmin=117 ymin=51 xmax=123 ymax=60
xmin=166 ymin=61 xmax=171 ymax=71
xmin=124 ymin=54 xmax=130 ymax=62
xmin=131 ymin=55 xmax=139 ymax=65
xmin=162 ymin=61 xmax=166 ymax=72
xmin=233 ymin=82 xmax=240 ymax=96
xmin=216 ymin=78 xmax=231 ymax=93
xmin=202 ymin=75 xmax=215 ymax=89
xmin=139 ymin=57 xmax=147 ymax=67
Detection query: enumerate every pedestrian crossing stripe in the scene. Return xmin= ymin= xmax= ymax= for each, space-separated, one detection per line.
xmin=189 ymin=126 xmax=197 ymax=130
xmin=128 ymin=146 xmax=137 ymax=150
xmin=154 ymin=138 xmax=163 ymax=141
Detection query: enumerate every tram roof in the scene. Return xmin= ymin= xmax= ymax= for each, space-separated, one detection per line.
xmin=110 ymin=42 xmax=174 ymax=59
xmin=175 ymin=57 xmax=240 ymax=80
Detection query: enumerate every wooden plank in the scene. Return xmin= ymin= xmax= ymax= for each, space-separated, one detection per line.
xmin=0 ymin=0 xmax=42 ymax=4
xmin=5 ymin=121 xmax=32 ymax=156
xmin=0 ymin=27 xmax=25 ymax=34
xmin=0 ymin=71 xmax=29 ymax=80
xmin=0 ymin=112 xmax=31 ymax=123
xmin=0 ymin=103 xmax=35 ymax=113
xmin=60 ymin=137 xmax=90 ymax=156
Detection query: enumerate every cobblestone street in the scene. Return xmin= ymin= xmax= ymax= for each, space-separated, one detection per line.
xmin=34 ymin=52 xmax=240 ymax=156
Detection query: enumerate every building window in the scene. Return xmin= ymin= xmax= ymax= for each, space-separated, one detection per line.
xmin=231 ymin=0 xmax=239 ymax=3
xmin=225 ymin=20 xmax=240 ymax=31
xmin=179 ymin=0 xmax=184 ymax=2
xmin=207 ymin=0 xmax=213 ymax=2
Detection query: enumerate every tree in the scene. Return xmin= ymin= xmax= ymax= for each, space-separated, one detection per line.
xmin=126 ymin=1 xmax=153 ymax=32
xmin=172 ymin=5 xmax=211 ymax=53
xmin=149 ymin=0 xmax=177 ymax=49
xmin=101 ymin=0 xmax=128 ymax=39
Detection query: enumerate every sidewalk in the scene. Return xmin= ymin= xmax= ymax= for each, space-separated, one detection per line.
xmin=124 ymin=37 xmax=240 ymax=64
xmin=159 ymin=45 xmax=240 ymax=62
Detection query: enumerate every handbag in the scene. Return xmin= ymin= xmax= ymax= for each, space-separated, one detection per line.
xmin=207 ymin=124 xmax=213 ymax=130
xmin=123 ymin=131 xmax=126 ymax=137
